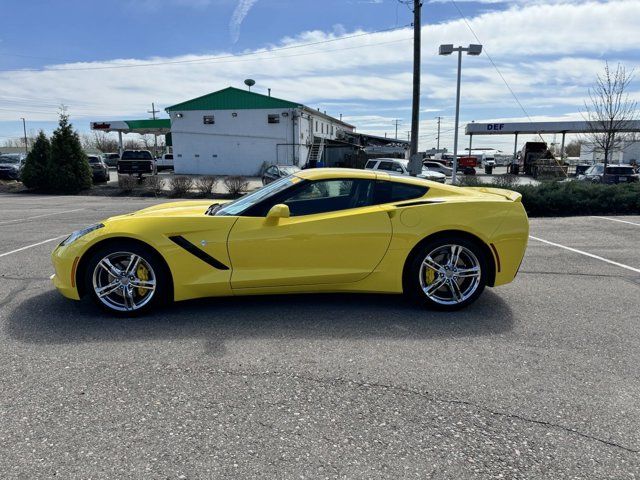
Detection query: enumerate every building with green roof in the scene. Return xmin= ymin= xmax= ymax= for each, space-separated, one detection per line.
xmin=165 ymin=87 xmax=355 ymax=176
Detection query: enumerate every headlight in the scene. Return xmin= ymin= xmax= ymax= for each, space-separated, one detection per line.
xmin=60 ymin=223 xmax=104 ymax=247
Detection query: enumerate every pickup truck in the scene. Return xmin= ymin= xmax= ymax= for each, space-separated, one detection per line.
xmin=155 ymin=153 xmax=174 ymax=171
xmin=117 ymin=150 xmax=157 ymax=178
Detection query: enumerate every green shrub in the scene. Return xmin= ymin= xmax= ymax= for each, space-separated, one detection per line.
xmin=48 ymin=113 xmax=92 ymax=193
xmin=478 ymin=180 xmax=640 ymax=217
xmin=20 ymin=131 xmax=51 ymax=190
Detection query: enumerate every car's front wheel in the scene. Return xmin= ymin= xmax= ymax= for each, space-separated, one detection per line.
xmin=84 ymin=241 xmax=169 ymax=315
xmin=405 ymin=236 xmax=488 ymax=310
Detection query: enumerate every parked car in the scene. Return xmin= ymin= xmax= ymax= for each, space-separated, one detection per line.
xmin=155 ymin=153 xmax=174 ymax=171
xmin=0 ymin=154 xmax=26 ymax=180
xmin=365 ymin=158 xmax=446 ymax=183
xmin=87 ymin=155 xmax=109 ymax=183
xmin=117 ymin=150 xmax=156 ymax=179
xmin=51 ymin=168 xmax=529 ymax=315
xmin=103 ymin=153 xmax=120 ymax=167
xmin=577 ymin=164 xmax=639 ymax=184
xmin=262 ymin=164 xmax=301 ymax=185
xmin=422 ymin=160 xmax=453 ymax=176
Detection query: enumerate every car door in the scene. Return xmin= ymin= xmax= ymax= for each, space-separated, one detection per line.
xmin=227 ymin=178 xmax=392 ymax=289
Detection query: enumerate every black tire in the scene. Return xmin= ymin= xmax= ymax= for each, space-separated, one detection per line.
xmin=84 ymin=240 xmax=171 ymax=316
xmin=404 ymin=235 xmax=488 ymax=311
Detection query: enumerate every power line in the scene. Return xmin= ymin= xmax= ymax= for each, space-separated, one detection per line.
xmin=450 ymin=0 xmax=546 ymax=144
xmin=0 ymin=24 xmax=412 ymax=74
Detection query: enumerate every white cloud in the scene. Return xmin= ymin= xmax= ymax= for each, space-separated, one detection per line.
xmin=1 ymin=0 xmax=639 ymax=151
xmin=229 ymin=0 xmax=259 ymax=43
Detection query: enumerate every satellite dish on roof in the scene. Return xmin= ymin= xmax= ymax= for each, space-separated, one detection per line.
xmin=244 ymin=79 xmax=255 ymax=91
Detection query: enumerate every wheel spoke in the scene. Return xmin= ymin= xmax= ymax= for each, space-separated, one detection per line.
xmin=96 ymin=280 xmax=120 ymax=298
xmin=130 ymin=279 xmax=155 ymax=290
xmin=424 ymin=276 xmax=446 ymax=295
xmin=422 ymin=256 xmax=443 ymax=272
xmin=122 ymin=287 xmax=135 ymax=310
xmin=125 ymin=254 xmax=141 ymax=275
xmin=456 ymin=266 xmax=480 ymax=278
xmin=99 ymin=258 xmax=121 ymax=276
xmin=448 ymin=279 xmax=462 ymax=302
xmin=449 ymin=245 xmax=462 ymax=268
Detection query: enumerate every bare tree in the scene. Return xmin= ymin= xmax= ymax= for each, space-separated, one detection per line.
xmin=583 ymin=62 xmax=638 ymax=171
xmin=564 ymin=140 xmax=584 ymax=158
xmin=93 ymin=132 xmax=119 ymax=152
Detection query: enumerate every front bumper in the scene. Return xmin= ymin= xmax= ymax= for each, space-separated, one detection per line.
xmin=0 ymin=169 xmax=20 ymax=180
xmin=50 ymin=244 xmax=81 ymax=300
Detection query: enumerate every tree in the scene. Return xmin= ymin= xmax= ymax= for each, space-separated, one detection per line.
xmin=93 ymin=132 xmax=119 ymax=153
xmin=584 ymin=62 xmax=638 ymax=172
xmin=48 ymin=112 xmax=92 ymax=193
xmin=20 ymin=131 xmax=51 ymax=190
xmin=564 ymin=140 xmax=583 ymax=158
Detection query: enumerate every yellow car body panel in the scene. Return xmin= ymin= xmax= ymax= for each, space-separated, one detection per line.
xmin=51 ymin=168 xmax=529 ymax=304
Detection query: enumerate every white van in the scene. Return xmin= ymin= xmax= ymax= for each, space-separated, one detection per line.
xmin=365 ymin=158 xmax=446 ymax=183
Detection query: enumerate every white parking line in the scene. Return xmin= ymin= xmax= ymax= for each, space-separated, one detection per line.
xmin=0 ymin=208 xmax=84 ymax=226
xmin=592 ymin=216 xmax=640 ymax=227
xmin=529 ymin=235 xmax=640 ymax=274
xmin=0 ymin=235 xmax=66 ymax=258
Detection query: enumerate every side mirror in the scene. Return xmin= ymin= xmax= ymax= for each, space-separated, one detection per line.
xmin=266 ymin=204 xmax=290 ymax=222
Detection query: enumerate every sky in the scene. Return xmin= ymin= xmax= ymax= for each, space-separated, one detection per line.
xmin=1 ymin=0 xmax=639 ymax=152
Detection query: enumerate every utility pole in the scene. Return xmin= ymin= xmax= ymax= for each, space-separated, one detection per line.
xmin=435 ymin=116 xmax=442 ymax=151
xmin=408 ymin=0 xmax=423 ymax=175
xmin=393 ymin=119 xmax=402 ymax=140
xmin=147 ymin=102 xmax=160 ymax=156
xmin=21 ymin=118 xmax=28 ymax=154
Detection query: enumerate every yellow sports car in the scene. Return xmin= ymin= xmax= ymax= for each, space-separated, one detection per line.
xmin=51 ymin=168 xmax=528 ymax=315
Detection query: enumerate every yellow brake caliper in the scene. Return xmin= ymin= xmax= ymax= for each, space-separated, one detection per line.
xmin=425 ymin=267 xmax=436 ymax=285
xmin=136 ymin=264 xmax=149 ymax=297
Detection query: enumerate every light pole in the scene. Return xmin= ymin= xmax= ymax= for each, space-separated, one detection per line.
xmin=21 ymin=118 xmax=28 ymax=155
xmin=438 ymin=44 xmax=482 ymax=184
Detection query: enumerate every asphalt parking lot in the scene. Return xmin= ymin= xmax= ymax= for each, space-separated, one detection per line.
xmin=1 ymin=194 xmax=639 ymax=479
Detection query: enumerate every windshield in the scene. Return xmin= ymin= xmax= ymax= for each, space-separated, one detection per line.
xmin=0 ymin=155 xmax=21 ymax=164
xmin=88 ymin=156 xmax=101 ymax=164
xmin=215 ymin=176 xmax=296 ymax=216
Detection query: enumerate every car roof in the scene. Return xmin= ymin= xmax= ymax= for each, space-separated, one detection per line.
xmin=295 ymin=167 xmax=436 ymax=187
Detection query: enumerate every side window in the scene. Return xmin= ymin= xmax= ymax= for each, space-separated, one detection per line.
xmin=378 ymin=161 xmax=394 ymax=171
xmin=391 ymin=162 xmax=404 ymax=173
xmin=373 ymin=181 xmax=428 ymax=205
xmin=268 ymin=114 xmax=280 ymax=124
xmin=282 ymin=179 xmax=375 ymax=216
xmin=365 ymin=160 xmax=377 ymax=169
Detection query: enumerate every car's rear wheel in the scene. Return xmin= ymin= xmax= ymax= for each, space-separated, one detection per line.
xmin=405 ymin=236 xmax=488 ymax=310
xmin=84 ymin=242 xmax=169 ymax=315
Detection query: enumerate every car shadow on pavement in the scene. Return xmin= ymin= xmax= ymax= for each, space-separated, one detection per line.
xmin=7 ymin=288 xmax=514 ymax=350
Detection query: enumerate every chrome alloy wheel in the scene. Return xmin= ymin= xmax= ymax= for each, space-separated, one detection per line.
xmin=419 ymin=244 xmax=482 ymax=306
xmin=92 ymin=252 xmax=157 ymax=312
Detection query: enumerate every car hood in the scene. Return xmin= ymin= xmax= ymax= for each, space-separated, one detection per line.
xmin=109 ymin=200 xmax=231 ymax=220
xmin=419 ymin=170 xmax=446 ymax=178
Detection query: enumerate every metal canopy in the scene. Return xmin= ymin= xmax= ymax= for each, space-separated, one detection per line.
xmin=465 ymin=120 xmax=640 ymax=136
xmin=90 ymin=119 xmax=171 ymax=135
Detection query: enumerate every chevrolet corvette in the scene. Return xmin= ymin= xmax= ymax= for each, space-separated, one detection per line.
xmin=51 ymin=168 xmax=529 ymax=315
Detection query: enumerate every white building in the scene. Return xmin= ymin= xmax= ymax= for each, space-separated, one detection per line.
xmin=165 ymin=87 xmax=355 ymax=176
xmin=580 ymin=140 xmax=640 ymax=164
